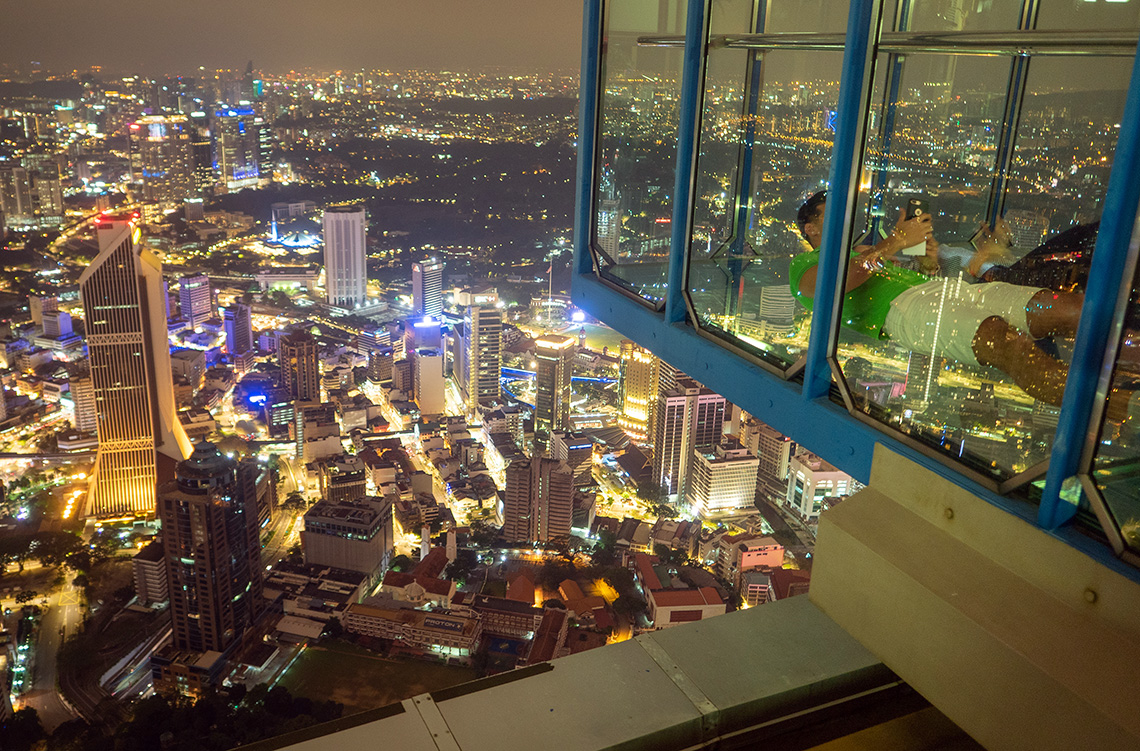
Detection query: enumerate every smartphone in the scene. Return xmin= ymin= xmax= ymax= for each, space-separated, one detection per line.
xmin=900 ymin=196 xmax=931 ymax=256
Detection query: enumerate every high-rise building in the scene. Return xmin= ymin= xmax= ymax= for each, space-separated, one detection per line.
xmin=411 ymin=257 xmax=444 ymax=318
xmin=367 ymin=347 xmax=393 ymax=384
xmin=159 ymin=442 xmax=266 ymax=654
xmin=551 ymin=431 xmax=594 ymax=487
xmin=278 ymin=330 xmax=320 ymax=403
xmin=188 ymin=113 xmax=215 ymax=197
xmin=70 ymin=374 xmax=98 ymax=434
xmin=212 ymin=107 xmax=260 ymax=192
xmin=466 ymin=292 xmax=502 ymax=411
xmin=130 ymin=115 xmax=194 ymax=206
xmin=179 ymin=273 xmax=213 ymax=328
xmin=414 ymin=347 xmax=446 ymax=416
xmin=685 ymin=438 xmax=761 ymax=518
xmin=302 ymin=497 xmax=393 ymax=588
xmin=0 ymin=163 xmax=63 ymax=230
xmin=323 ymin=206 xmax=367 ymax=309
xmin=785 ymin=450 xmax=855 ymax=523
xmin=740 ymin=415 xmax=795 ymax=503
xmin=618 ymin=340 xmax=659 ymax=443
xmin=652 ymin=379 xmax=726 ymax=502
xmin=222 ymin=303 xmax=253 ymax=356
xmin=503 ymin=457 xmax=574 ymax=543
xmin=534 ymin=334 xmax=575 ymax=453
xmin=80 ymin=219 xmax=191 ymax=517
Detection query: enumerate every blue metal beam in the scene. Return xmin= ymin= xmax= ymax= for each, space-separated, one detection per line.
xmin=664 ymin=0 xmax=710 ymax=325
xmin=573 ymin=0 xmax=603 ymax=279
xmin=1038 ymin=47 xmax=1140 ymax=530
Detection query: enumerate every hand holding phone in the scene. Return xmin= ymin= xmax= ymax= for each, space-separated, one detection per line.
xmin=898 ymin=196 xmax=931 ymax=256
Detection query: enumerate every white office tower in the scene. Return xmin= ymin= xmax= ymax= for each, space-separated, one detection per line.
xmin=323 ymin=206 xmax=367 ymax=309
xmin=179 ymin=273 xmax=213 ymax=328
xmin=414 ymin=347 xmax=446 ymax=416
xmin=412 ymin=257 xmax=444 ymax=318
xmin=466 ymin=293 xmax=502 ymax=410
xmin=503 ymin=457 xmax=574 ymax=543
xmin=652 ymin=379 xmax=726 ymax=503
xmin=80 ymin=219 xmax=192 ymax=517
xmin=685 ymin=438 xmax=761 ymax=518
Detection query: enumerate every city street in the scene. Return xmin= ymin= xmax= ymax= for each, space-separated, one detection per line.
xmin=19 ymin=580 xmax=82 ymax=730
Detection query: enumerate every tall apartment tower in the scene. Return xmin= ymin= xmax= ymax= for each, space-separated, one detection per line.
xmin=130 ymin=115 xmax=194 ymax=205
xmin=411 ymin=257 xmax=444 ymax=318
xmin=222 ymin=303 xmax=253 ymax=355
xmin=618 ymin=340 xmax=659 ymax=444
xmin=466 ymin=292 xmax=502 ymax=410
xmin=323 ymin=206 xmax=367 ymax=309
xmin=278 ymin=330 xmax=321 ymax=403
xmin=503 ymin=457 xmax=574 ymax=543
xmin=179 ymin=273 xmax=213 ymax=328
xmin=159 ymin=442 xmax=266 ymax=653
xmin=652 ymin=379 xmax=726 ymax=502
xmin=533 ymin=334 xmax=576 ymax=453
xmin=80 ymin=219 xmax=191 ymax=517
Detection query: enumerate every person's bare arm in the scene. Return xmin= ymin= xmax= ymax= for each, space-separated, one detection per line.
xmin=798 ymin=210 xmax=931 ymax=297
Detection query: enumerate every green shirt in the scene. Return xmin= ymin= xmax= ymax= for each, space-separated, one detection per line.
xmin=789 ymin=249 xmax=931 ymax=339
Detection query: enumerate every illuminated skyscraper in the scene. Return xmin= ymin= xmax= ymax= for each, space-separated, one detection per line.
xmin=466 ymin=290 xmax=502 ymax=411
xmin=80 ymin=219 xmax=191 ymax=517
xmin=278 ymin=330 xmax=320 ymax=403
xmin=323 ymin=206 xmax=367 ymax=308
xmin=179 ymin=273 xmax=213 ymax=328
xmin=533 ymin=334 xmax=575 ymax=453
xmin=212 ymin=107 xmax=260 ymax=192
xmin=159 ymin=442 xmax=266 ymax=654
xmin=618 ymin=339 xmax=659 ymax=443
xmin=411 ymin=257 xmax=444 ymax=318
xmin=130 ymin=115 xmax=193 ymax=206
xmin=503 ymin=457 xmax=574 ymax=543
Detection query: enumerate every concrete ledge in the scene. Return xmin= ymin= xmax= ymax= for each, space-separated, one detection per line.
xmin=256 ymin=598 xmax=894 ymax=750
xmin=810 ymin=445 xmax=1140 ymax=751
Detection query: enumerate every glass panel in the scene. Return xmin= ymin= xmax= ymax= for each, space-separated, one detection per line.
xmin=593 ymin=0 xmax=689 ymax=307
xmin=1036 ymin=0 xmax=1140 ymax=32
xmin=686 ymin=0 xmax=847 ymax=368
xmin=900 ymin=0 xmax=1024 ymax=33
xmin=1091 ymin=213 xmax=1140 ymax=558
xmin=832 ymin=44 xmax=1130 ymax=483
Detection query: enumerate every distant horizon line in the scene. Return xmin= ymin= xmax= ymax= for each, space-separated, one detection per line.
xmin=0 ymin=64 xmax=581 ymax=82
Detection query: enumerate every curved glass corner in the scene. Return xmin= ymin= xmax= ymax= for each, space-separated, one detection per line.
xmin=591 ymin=0 xmax=689 ymax=308
xmin=1088 ymin=209 xmax=1140 ymax=560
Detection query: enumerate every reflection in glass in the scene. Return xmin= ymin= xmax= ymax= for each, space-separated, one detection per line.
xmin=833 ymin=44 xmax=1130 ymax=483
xmin=591 ymin=0 xmax=687 ymax=306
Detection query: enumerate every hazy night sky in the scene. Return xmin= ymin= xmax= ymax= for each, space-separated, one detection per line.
xmin=0 ymin=0 xmax=583 ymax=76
